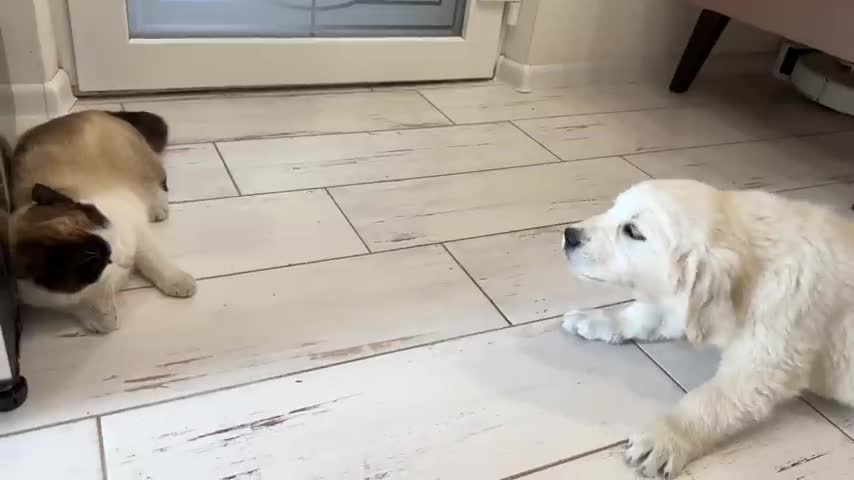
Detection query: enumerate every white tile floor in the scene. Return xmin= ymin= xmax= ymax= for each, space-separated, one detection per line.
xmin=7 ymin=75 xmax=854 ymax=479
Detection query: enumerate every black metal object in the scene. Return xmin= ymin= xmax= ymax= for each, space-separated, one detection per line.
xmin=0 ymin=133 xmax=26 ymax=412
xmin=0 ymin=377 xmax=28 ymax=412
xmin=669 ymin=9 xmax=731 ymax=93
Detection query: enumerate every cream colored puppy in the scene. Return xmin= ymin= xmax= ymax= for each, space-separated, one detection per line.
xmin=562 ymin=179 xmax=854 ymax=478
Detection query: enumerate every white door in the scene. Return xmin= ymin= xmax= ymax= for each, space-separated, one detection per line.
xmin=67 ymin=0 xmax=506 ymax=93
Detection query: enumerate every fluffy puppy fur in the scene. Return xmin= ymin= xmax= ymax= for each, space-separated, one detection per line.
xmin=562 ymin=179 xmax=854 ymax=478
xmin=8 ymin=111 xmax=195 ymax=333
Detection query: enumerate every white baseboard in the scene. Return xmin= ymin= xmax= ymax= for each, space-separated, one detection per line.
xmin=495 ymin=53 xmax=776 ymax=92
xmin=0 ymin=69 xmax=76 ymax=140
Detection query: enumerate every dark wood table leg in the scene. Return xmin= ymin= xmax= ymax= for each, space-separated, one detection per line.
xmin=669 ymin=9 xmax=730 ymax=93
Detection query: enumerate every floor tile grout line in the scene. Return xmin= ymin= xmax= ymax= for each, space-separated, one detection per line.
xmin=0 ymin=315 xmax=565 ymax=440
xmin=167 ymin=155 xmax=578 ymax=206
xmin=96 ymin=86 xmax=854 ymax=147
xmin=325 ymin=188 xmax=371 ymax=253
xmin=508 ymin=120 xmax=564 ymax=162
xmin=81 ymin=88 xmax=376 ymax=107
xmin=165 ymin=127 xmax=854 ymax=208
xmin=618 ymin=126 xmax=854 ymax=160
xmin=80 ymin=89 xmax=368 ymax=105
xmin=621 ymin=151 xmax=854 ymax=195
xmin=78 ymin=80 xmax=498 ymax=107
xmin=162 ymin=102 xmax=773 ymax=146
xmin=212 ymin=142 xmax=242 ymax=196
xmin=636 ymin=343 xmax=854 ymax=442
xmin=79 ymin=73 xmax=780 ymax=107
xmin=128 ymin=155 xmax=853 ymax=293
xmin=512 ymin=299 xmax=635 ymax=327
xmin=96 ymin=417 xmax=109 ymax=480
xmin=163 ymin=115 xmax=854 ymax=152
xmin=122 ymin=221 xmax=577 ymax=292
xmin=416 ymin=90 xmax=456 ymax=125
xmin=774 ymin=180 xmax=854 ymax=195
xmin=800 ymin=397 xmax=854 ymax=442
xmin=501 ymin=440 xmax=628 ymax=480
xmin=632 ymin=342 xmax=689 ymax=394
xmin=441 ymin=243 xmax=513 ymax=327
xmin=618 ymin=155 xmax=655 ymax=179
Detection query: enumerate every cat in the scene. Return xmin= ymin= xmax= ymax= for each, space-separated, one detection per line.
xmin=7 ymin=110 xmax=196 ymax=333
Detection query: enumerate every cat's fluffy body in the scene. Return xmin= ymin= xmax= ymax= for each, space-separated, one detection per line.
xmin=10 ymin=111 xmax=195 ymax=333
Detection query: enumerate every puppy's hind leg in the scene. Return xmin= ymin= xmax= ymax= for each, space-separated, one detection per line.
xmin=135 ymin=227 xmax=196 ymax=298
xmin=562 ymin=302 xmax=684 ymax=344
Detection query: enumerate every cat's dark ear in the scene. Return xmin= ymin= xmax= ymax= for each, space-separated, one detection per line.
xmin=32 ymin=184 xmax=74 ymax=205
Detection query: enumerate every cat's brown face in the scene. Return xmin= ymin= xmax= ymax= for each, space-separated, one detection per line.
xmin=11 ymin=184 xmax=112 ymax=293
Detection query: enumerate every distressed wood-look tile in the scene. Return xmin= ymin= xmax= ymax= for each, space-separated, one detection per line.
xmin=100 ymin=319 xmax=681 ymax=480
xmin=805 ymin=396 xmax=854 ymax=440
xmin=5 ymin=246 xmax=504 ymax=434
xmin=0 ymin=420 xmax=102 ymax=479
xmin=69 ymin=101 xmax=122 ymax=113
xmin=123 ymin=91 xmax=451 ymax=143
xmin=637 ymin=266 xmax=854 ymax=441
xmin=114 ymin=86 xmax=372 ymax=104
xmin=637 ymin=339 xmax=854 ymax=443
xmin=330 ymin=158 xmax=648 ymax=251
xmin=523 ymin=402 xmax=854 ymax=480
xmin=164 ymin=143 xmax=238 ymax=202
xmin=127 ymin=190 xmax=365 ymax=287
xmin=639 ymin=341 xmax=720 ymax=392
xmin=627 ymin=131 xmax=854 ymax=192
xmin=370 ymin=79 xmax=500 ymax=91
xmin=779 ymin=183 xmax=854 ymax=220
xmin=515 ymin=100 xmax=854 ymax=161
xmin=216 ymin=123 xmax=557 ymax=194
xmin=420 ymin=82 xmax=686 ymax=124
xmin=447 ymin=226 xmax=631 ymax=324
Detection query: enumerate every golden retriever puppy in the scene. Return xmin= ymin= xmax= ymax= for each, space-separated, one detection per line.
xmin=562 ymin=179 xmax=854 ymax=478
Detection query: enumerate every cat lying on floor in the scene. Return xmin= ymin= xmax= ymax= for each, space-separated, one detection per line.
xmin=7 ymin=110 xmax=196 ymax=333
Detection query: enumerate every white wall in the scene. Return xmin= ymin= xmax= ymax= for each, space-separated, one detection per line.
xmin=0 ymin=0 xmax=74 ymax=140
xmin=501 ymin=0 xmax=779 ymax=86
xmin=0 ymin=0 xmax=58 ymax=85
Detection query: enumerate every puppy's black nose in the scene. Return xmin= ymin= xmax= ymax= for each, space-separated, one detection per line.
xmin=564 ymin=227 xmax=583 ymax=249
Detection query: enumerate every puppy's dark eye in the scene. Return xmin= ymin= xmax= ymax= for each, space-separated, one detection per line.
xmin=622 ymin=223 xmax=645 ymax=241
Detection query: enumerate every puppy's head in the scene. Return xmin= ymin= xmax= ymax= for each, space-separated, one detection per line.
xmin=563 ymin=179 xmax=741 ymax=344
xmin=11 ymin=184 xmax=112 ymax=293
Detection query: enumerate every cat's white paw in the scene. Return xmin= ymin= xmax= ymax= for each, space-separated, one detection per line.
xmin=157 ymin=270 xmax=197 ymax=298
xmin=76 ymin=303 xmax=119 ymax=334
xmin=561 ymin=309 xmax=623 ymax=343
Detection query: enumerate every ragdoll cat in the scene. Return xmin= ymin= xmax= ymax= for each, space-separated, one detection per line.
xmin=7 ymin=110 xmax=196 ymax=333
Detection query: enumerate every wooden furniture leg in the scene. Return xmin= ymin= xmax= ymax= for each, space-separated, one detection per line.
xmin=670 ymin=9 xmax=731 ymax=93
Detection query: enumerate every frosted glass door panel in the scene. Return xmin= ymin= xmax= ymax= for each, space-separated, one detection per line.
xmin=127 ymin=0 xmax=467 ymax=38
xmin=69 ymin=0 xmax=503 ymax=91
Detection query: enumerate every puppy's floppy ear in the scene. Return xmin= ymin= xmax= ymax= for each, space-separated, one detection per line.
xmin=32 ymin=184 xmax=73 ymax=205
xmin=673 ymin=247 xmax=739 ymax=345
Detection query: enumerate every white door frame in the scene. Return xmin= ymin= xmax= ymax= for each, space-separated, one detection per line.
xmin=68 ymin=1 xmax=505 ymax=93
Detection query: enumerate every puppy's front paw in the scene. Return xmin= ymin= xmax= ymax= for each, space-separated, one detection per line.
xmin=150 ymin=189 xmax=170 ymax=222
xmin=626 ymin=421 xmax=695 ymax=479
xmin=150 ymin=204 xmax=169 ymax=222
xmin=561 ymin=309 xmax=623 ymax=344
xmin=156 ymin=270 xmax=197 ymax=298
